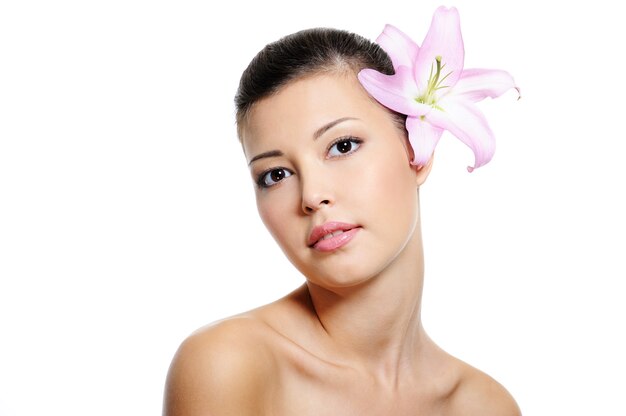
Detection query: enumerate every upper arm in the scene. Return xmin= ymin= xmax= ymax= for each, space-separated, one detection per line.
xmin=449 ymin=371 xmax=521 ymax=416
xmin=477 ymin=376 xmax=521 ymax=416
xmin=163 ymin=319 xmax=273 ymax=416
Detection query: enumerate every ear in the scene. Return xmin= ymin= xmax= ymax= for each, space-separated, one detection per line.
xmin=413 ymin=153 xmax=434 ymax=187
xmin=401 ymin=132 xmax=434 ymax=187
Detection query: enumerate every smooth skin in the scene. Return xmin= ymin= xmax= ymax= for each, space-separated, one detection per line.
xmin=163 ymin=71 xmax=521 ymax=415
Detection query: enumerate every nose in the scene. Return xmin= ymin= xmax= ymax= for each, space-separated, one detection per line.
xmin=300 ymin=170 xmax=334 ymax=215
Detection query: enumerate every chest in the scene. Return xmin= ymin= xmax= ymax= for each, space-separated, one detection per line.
xmin=262 ymin=364 xmax=450 ymax=416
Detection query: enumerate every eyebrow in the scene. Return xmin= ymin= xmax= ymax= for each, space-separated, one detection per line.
xmin=247 ymin=117 xmax=358 ymax=166
xmin=248 ymin=149 xmax=284 ymax=166
xmin=313 ymin=117 xmax=358 ymax=140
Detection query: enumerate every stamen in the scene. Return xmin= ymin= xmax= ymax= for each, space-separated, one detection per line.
xmin=415 ymin=56 xmax=453 ymax=106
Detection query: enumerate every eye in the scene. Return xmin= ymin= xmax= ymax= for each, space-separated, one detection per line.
xmin=257 ymin=167 xmax=293 ymax=188
xmin=327 ymin=137 xmax=363 ymax=158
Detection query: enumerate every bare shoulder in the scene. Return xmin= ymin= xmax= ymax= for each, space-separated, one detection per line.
xmin=163 ymin=316 xmax=276 ymax=416
xmin=446 ymin=361 xmax=521 ymax=416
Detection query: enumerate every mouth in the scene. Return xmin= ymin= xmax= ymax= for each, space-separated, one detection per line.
xmin=307 ymin=222 xmax=361 ymax=249
xmin=318 ymin=229 xmax=349 ymax=242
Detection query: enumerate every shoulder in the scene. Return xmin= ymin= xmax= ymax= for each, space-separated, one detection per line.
xmin=446 ymin=362 xmax=521 ymax=416
xmin=163 ymin=316 xmax=277 ymax=416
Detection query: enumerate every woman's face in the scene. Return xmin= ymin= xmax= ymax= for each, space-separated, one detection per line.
xmin=241 ymin=72 xmax=429 ymax=289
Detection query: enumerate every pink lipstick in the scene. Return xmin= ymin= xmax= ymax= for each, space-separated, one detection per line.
xmin=308 ymin=222 xmax=361 ymax=252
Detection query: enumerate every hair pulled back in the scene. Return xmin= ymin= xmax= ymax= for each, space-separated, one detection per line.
xmin=234 ymin=27 xmax=405 ymax=140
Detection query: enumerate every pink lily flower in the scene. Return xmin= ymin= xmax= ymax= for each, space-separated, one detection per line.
xmin=358 ymin=6 xmax=518 ymax=172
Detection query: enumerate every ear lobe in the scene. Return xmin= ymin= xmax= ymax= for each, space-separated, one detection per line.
xmin=400 ymin=131 xmax=433 ymax=186
xmin=413 ymin=153 xmax=434 ymax=187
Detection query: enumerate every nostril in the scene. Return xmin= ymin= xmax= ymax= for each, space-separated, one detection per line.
xmin=302 ymin=198 xmax=332 ymax=214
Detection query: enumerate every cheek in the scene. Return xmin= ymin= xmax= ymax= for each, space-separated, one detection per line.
xmin=256 ymin=191 xmax=299 ymax=249
xmin=356 ymin=147 xmax=418 ymax=229
xmin=363 ymin=144 xmax=415 ymax=199
xmin=257 ymin=196 xmax=282 ymax=238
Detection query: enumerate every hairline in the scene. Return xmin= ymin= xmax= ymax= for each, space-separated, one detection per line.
xmin=236 ymin=63 xmax=406 ymax=144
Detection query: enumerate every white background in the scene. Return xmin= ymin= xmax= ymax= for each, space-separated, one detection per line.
xmin=1 ymin=0 xmax=624 ymax=415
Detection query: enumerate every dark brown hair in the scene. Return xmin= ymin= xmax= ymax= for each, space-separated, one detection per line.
xmin=234 ymin=27 xmax=406 ymax=140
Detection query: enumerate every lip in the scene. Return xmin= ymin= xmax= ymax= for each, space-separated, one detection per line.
xmin=308 ymin=221 xmax=361 ymax=251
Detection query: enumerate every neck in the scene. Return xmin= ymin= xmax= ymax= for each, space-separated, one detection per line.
xmin=305 ymin=220 xmax=427 ymax=385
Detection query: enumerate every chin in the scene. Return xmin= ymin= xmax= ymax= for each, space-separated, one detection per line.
xmin=302 ymin=261 xmax=384 ymax=292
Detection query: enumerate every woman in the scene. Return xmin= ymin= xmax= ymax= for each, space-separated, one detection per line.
xmin=164 ymin=7 xmax=520 ymax=415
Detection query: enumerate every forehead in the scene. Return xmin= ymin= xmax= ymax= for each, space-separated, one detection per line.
xmin=241 ymin=72 xmax=390 ymax=156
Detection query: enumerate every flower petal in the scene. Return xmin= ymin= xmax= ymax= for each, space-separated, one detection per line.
xmin=405 ymin=116 xmax=443 ymax=166
xmin=358 ymin=66 xmax=432 ymax=116
xmin=427 ymin=99 xmax=495 ymax=172
xmin=375 ymin=24 xmax=420 ymax=71
xmin=415 ymin=6 xmax=464 ymax=93
xmin=452 ymin=68 xmax=519 ymax=102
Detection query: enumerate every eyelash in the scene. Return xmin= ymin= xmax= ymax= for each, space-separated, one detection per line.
xmin=256 ymin=136 xmax=363 ymax=189
xmin=327 ymin=136 xmax=363 ymax=158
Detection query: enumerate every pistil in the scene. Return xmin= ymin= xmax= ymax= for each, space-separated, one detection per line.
xmin=416 ymin=55 xmax=452 ymax=108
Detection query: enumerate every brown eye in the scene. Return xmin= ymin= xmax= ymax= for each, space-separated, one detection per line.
xmin=258 ymin=167 xmax=293 ymax=188
xmin=337 ymin=141 xmax=352 ymax=153
xmin=328 ymin=137 xmax=362 ymax=157
xmin=270 ymin=169 xmax=286 ymax=182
